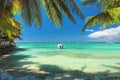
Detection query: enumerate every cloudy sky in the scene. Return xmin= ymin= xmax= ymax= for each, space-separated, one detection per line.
xmin=88 ymin=26 xmax=120 ymax=42
xmin=15 ymin=1 xmax=120 ymax=42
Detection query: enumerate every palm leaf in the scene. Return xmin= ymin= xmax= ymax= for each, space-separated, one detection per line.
xmin=20 ymin=0 xmax=32 ymax=26
xmin=20 ymin=0 xmax=41 ymax=27
xmin=81 ymin=0 xmax=97 ymax=6
xmin=63 ymin=0 xmax=84 ymax=18
xmin=29 ymin=0 xmax=41 ymax=27
xmin=42 ymin=0 xmax=62 ymax=27
xmin=82 ymin=7 xmax=120 ymax=31
xmin=0 ymin=0 xmax=9 ymax=11
xmin=54 ymin=0 xmax=75 ymax=23
xmin=0 ymin=8 xmax=21 ymax=40
xmin=11 ymin=0 xmax=21 ymax=14
xmin=98 ymin=0 xmax=120 ymax=11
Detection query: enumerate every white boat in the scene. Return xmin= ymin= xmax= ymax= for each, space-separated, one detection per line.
xmin=57 ymin=44 xmax=64 ymax=49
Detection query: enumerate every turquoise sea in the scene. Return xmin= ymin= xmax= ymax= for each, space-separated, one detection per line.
xmin=2 ymin=42 xmax=120 ymax=73
xmin=17 ymin=43 xmax=120 ymax=59
xmin=16 ymin=42 xmax=120 ymax=59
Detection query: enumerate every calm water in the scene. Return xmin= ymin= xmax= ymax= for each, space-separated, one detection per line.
xmin=16 ymin=42 xmax=120 ymax=58
xmin=3 ymin=42 xmax=120 ymax=73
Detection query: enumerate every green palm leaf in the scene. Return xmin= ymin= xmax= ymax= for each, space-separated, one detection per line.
xmin=81 ymin=0 xmax=97 ymax=6
xmin=63 ymin=0 xmax=84 ymax=18
xmin=42 ymin=0 xmax=62 ymax=27
xmin=99 ymin=0 xmax=120 ymax=11
xmin=20 ymin=0 xmax=41 ymax=27
xmin=54 ymin=0 xmax=75 ymax=23
xmin=82 ymin=7 xmax=120 ymax=31
xmin=0 ymin=0 xmax=9 ymax=10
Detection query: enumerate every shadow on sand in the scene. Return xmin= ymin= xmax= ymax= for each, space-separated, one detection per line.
xmin=0 ymin=47 xmax=35 ymax=71
xmin=12 ymin=48 xmax=28 ymax=53
xmin=39 ymin=64 xmax=120 ymax=80
xmin=103 ymin=64 xmax=120 ymax=71
xmin=0 ymin=63 xmax=120 ymax=80
xmin=0 ymin=50 xmax=120 ymax=80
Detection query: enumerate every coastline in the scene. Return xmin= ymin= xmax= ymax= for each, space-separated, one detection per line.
xmin=0 ymin=42 xmax=120 ymax=80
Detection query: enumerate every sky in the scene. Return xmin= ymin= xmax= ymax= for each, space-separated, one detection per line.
xmin=15 ymin=1 xmax=120 ymax=43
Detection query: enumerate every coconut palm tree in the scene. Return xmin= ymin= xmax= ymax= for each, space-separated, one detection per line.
xmin=0 ymin=0 xmax=83 ymax=27
xmin=0 ymin=5 xmax=21 ymax=47
xmin=82 ymin=0 xmax=120 ymax=31
xmin=0 ymin=18 xmax=21 ymax=47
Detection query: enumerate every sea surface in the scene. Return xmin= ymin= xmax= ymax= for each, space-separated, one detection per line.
xmin=2 ymin=42 xmax=120 ymax=73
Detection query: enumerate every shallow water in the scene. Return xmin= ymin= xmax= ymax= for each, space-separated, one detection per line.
xmin=2 ymin=42 xmax=120 ymax=73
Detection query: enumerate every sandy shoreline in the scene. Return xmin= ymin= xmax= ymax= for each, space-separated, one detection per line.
xmin=1 ymin=54 xmax=120 ymax=73
xmin=23 ymin=55 xmax=120 ymax=72
xmin=0 ymin=54 xmax=120 ymax=80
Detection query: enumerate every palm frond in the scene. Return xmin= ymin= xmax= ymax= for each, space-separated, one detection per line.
xmin=62 ymin=0 xmax=84 ymax=18
xmin=98 ymin=0 xmax=120 ymax=11
xmin=42 ymin=0 xmax=62 ymax=27
xmin=0 ymin=0 xmax=9 ymax=11
xmin=81 ymin=0 xmax=97 ymax=7
xmin=81 ymin=0 xmax=120 ymax=10
xmin=20 ymin=0 xmax=32 ymax=26
xmin=54 ymin=0 xmax=75 ymax=23
xmin=29 ymin=0 xmax=41 ymax=27
xmin=1 ymin=0 xmax=83 ymax=28
xmin=82 ymin=7 xmax=120 ymax=32
xmin=11 ymin=0 xmax=21 ymax=14
xmin=0 ymin=7 xmax=21 ymax=40
xmin=20 ymin=0 xmax=41 ymax=27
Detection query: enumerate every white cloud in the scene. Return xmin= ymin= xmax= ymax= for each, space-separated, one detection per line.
xmin=88 ymin=26 xmax=120 ymax=42
xmin=86 ymin=29 xmax=94 ymax=32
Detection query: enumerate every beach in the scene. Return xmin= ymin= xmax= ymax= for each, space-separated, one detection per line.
xmin=0 ymin=42 xmax=120 ymax=79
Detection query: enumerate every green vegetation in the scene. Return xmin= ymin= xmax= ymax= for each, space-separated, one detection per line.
xmin=82 ymin=0 xmax=120 ymax=31
xmin=0 ymin=0 xmax=83 ymax=27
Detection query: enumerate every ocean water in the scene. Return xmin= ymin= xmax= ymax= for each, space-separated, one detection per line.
xmin=16 ymin=42 xmax=120 ymax=58
xmin=2 ymin=42 xmax=120 ymax=73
